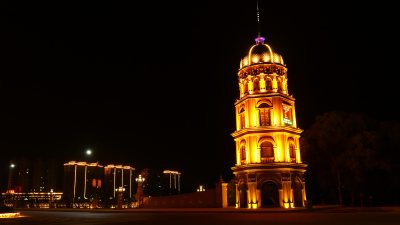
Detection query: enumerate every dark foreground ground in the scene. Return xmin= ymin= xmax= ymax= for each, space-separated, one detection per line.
xmin=1 ymin=206 xmax=400 ymax=225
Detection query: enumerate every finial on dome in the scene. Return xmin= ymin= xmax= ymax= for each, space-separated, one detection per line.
xmin=255 ymin=36 xmax=265 ymax=44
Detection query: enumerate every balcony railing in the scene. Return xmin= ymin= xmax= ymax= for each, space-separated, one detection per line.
xmin=260 ymin=157 xmax=274 ymax=163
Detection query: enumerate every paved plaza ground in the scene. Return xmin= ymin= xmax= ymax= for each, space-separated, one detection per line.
xmin=1 ymin=205 xmax=400 ymax=225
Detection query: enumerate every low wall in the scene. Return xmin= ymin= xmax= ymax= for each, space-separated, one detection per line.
xmin=145 ymin=189 xmax=220 ymax=208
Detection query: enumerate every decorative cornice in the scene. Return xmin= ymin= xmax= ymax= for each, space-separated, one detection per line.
xmin=232 ymin=163 xmax=308 ymax=173
xmin=235 ymin=92 xmax=295 ymax=105
xmin=231 ymin=126 xmax=303 ymax=139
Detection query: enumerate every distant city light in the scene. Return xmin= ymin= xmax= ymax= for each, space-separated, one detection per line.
xmin=197 ymin=185 xmax=205 ymax=192
xmin=115 ymin=186 xmax=125 ymax=192
xmin=10 ymin=164 xmax=15 ymax=168
xmin=86 ymin=149 xmax=92 ymax=156
xmin=135 ymin=174 xmax=145 ymax=183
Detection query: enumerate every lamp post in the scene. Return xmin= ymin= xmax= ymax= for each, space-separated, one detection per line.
xmin=49 ymin=189 xmax=54 ymax=208
xmin=115 ymin=186 xmax=125 ymax=209
xmin=8 ymin=189 xmax=15 ymax=210
xmin=135 ymin=174 xmax=145 ymax=208
xmin=8 ymin=163 xmax=15 ymax=191
xmin=84 ymin=149 xmax=92 ymax=201
xmin=8 ymin=163 xmax=16 ymax=209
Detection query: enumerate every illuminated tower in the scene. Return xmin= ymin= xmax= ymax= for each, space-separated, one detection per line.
xmin=231 ymin=35 xmax=307 ymax=208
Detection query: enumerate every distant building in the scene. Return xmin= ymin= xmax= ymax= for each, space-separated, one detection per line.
xmin=103 ymin=164 xmax=135 ymax=200
xmin=63 ymin=161 xmax=104 ymax=205
xmin=7 ymin=158 xmax=61 ymax=193
xmin=141 ymin=169 xmax=182 ymax=197
xmin=3 ymin=158 xmax=63 ymax=208
xmin=163 ymin=170 xmax=181 ymax=193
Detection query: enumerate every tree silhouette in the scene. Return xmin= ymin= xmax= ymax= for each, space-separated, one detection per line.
xmin=302 ymin=110 xmax=389 ymax=206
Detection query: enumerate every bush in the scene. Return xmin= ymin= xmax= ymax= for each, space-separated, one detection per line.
xmin=0 ymin=204 xmax=14 ymax=213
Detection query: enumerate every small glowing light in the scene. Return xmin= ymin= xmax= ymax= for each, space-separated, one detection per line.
xmin=262 ymin=54 xmax=270 ymax=62
xmin=86 ymin=149 xmax=92 ymax=155
xmin=163 ymin=170 xmax=181 ymax=175
xmin=252 ymin=55 xmax=259 ymax=63
xmin=10 ymin=164 xmax=15 ymax=168
xmin=0 ymin=212 xmax=20 ymax=218
xmin=115 ymin=186 xmax=125 ymax=192
xmin=274 ymin=53 xmax=280 ymax=63
xmin=197 ymin=185 xmax=205 ymax=192
xmin=136 ymin=174 xmax=145 ymax=183
xmin=283 ymin=202 xmax=291 ymax=209
xmin=243 ymin=56 xmax=249 ymax=66
xmin=255 ymin=36 xmax=265 ymax=44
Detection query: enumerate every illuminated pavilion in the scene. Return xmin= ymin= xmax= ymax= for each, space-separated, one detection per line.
xmin=231 ymin=36 xmax=307 ymax=208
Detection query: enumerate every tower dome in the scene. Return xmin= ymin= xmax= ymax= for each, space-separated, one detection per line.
xmin=239 ymin=36 xmax=285 ymax=69
xmin=237 ymin=36 xmax=288 ymax=98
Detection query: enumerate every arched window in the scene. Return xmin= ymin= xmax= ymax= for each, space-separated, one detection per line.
xmin=239 ymin=108 xmax=245 ymax=129
xmin=253 ymin=79 xmax=260 ymax=93
xmin=277 ymin=77 xmax=284 ymax=93
xmin=240 ymin=145 xmax=246 ymax=164
xmin=289 ymin=143 xmax=296 ymax=162
xmin=257 ymin=103 xmax=271 ymax=126
xmin=243 ymin=80 xmax=248 ymax=95
xmin=239 ymin=83 xmax=245 ymax=97
xmin=248 ymin=80 xmax=254 ymax=94
xmin=260 ymin=142 xmax=274 ymax=163
xmin=265 ymin=77 xmax=272 ymax=91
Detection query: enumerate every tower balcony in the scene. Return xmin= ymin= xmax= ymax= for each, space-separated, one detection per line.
xmin=260 ymin=157 xmax=274 ymax=163
xmin=232 ymin=126 xmax=303 ymax=139
xmin=232 ymin=162 xmax=307 ymax=173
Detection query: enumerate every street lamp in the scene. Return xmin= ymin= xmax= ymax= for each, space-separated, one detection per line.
xmin=7 ymin=163 xmax=17 ymax=210
xmin=86 ymin=149 xmax=92 ymax=156
xmin=49 ymin=189 xmax=54 ymax=208
xmin=84 ymin=149 xmax=92 ymax=201
xmin=197 ymin=185 xmax=205 ymax=192
xmin=135 ymin=175 xmax=145 ymax=208
xmin=135 ymin=174 xmax=145 ymax=183
xmin=8 ymin=163 xmax=15 ymax=190
xmin=115 ymin=186 xmax=125 ymax=209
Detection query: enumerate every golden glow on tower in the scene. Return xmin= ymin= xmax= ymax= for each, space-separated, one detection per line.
xmin=232 ymin=36 xmax=307 ymax=209
xmin=240 ymin=38 xmax=285 ymax=69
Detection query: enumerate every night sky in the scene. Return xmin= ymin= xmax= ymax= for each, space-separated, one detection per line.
xmin=1 ymin=1 xmax=399 ymax=192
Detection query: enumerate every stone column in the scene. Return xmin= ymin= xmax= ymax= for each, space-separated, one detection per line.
xmin=281 ymin=175 xmax=292 ymax=208
xmin=235 ymin=183 xmax=240 ymax=208
xmin=248 ymin=181 xmax=257 ymax=208
xmin=272 ymin=74 xmax=278 ymax=92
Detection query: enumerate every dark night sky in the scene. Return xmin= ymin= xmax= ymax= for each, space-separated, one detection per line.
xmin=1 ymin=1 xmax=399 ymax=192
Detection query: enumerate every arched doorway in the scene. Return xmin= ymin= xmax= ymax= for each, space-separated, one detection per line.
xmin=292 ymin=178 xmax=303 ymax=207
xmin=261 ymin=181 xmax=279 ymax=207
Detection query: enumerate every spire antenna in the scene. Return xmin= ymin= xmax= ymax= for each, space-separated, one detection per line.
xmin=256 ymin=0 xmax=261 ymax=37
xmin=255 ymin=0 xmax=265 ymax=44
